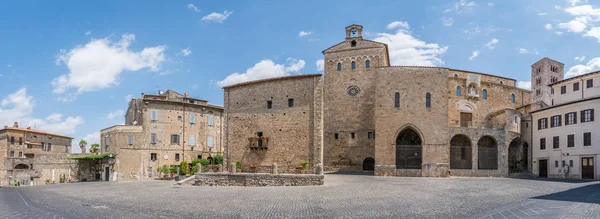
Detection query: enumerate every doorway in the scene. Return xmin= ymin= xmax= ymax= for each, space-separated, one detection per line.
xmin=105 ymin=167 xmax=110 ymax=181
xmin=539 ymin=159 xmax=548 ymax=178
xmin=362 ymin=157 xmax=375 ymax=171
xmin=582 ymin=157 xmax=594 ymax=179
xmin=460 ymin=112 xmax=472 ymax=127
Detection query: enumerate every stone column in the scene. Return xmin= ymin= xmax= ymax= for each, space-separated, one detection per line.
xmin=272 ymin=163 xmax=278 ymax=174
xmin=230 ymin=163 xmax=236 ymax=173
xmin=196 ymin=164 xmax=202 ymax=174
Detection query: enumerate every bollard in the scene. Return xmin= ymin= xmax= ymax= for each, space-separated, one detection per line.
xmin=196 ymin=164 xmax=202 ymax=174
xmin=230 ymin=163 xmax=237 ymax=173
xmin=315 ymin=163 xmax=323 ymax=175
xmin=218 ymin=164 xmax=223 ymax=172
xmin=272 ymin=163 xmax=278 ymax=174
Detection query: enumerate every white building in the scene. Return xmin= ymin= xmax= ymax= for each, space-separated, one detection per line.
xmin=531 ymin=71 xmax=599 ymax=180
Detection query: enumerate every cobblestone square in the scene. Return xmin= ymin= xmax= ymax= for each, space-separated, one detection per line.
xmin=1 ymin=174 xmax=599 ymax=218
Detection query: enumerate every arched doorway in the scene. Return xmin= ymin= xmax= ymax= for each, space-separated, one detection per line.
xmin=509 ymin=138 xmax=528 ymax=173
xmin=478 ymin=136 xmax=498 ymax=170
xmin=363 ymin=157 xmax=375 ymax=171
xmin=450 ymin=135 xmax=472 ymax=169
xmin=396 ymin=128 xmax=422 ymax=169
xmin=207 ymin=156 xmax=214 ymax=165
xmin=14 ymin=164 xmax=29 ymax=169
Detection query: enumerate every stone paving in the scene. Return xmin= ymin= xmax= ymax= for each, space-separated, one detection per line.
xmin=1 ymin=174 xmax=599 ymax=218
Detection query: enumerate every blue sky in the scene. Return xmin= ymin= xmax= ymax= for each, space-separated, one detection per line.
xmin=1 ymin=0 xmax=600 ymax=152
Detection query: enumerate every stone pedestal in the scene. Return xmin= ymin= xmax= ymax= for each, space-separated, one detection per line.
xmin=218 ymin=164 xmax=223 ymax=172
xmin=315 ymin=163 xmax=323 ymax=175
xmin=196 ymin=164 xmax=202 ymax=174
xmin=272 ymin=163 xmax=278 ymax=174
xmin=230 ymin=163 xmax=237 ymax=173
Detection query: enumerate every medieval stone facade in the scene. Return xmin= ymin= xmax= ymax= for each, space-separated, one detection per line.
xmin=100 ymin=90 xmax=224 ymax=181
xmin=224 ymin=24 xmax=541 ymax=177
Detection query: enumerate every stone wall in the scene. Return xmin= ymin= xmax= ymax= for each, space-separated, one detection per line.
xmin=224 ymin=75 xmax=322 ymax=173
xmin=194 ymin=172 xmax=324 ymax=187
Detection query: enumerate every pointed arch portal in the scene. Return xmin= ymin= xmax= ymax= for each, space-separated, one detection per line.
xmin=396 ymin=128 xmax=422 ymax=169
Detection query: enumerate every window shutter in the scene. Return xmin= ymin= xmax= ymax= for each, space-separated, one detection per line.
xmin=558 ymin=115 xmax=562 ymax=126
xmin=189 ymin=135 xmax=195 ymax=146
xmin=207 ymin=136 xmax=213 ymax=147
xmin=592 ymin=109 xmax=595 ymax=121
xmin=574 ymin=112 xmax=577 ymax=124
xmin=538 ymin=119 xmax=541 ymax=130
xmin=151 ymin=133 xmax=157 ymax=144
xmin=190 ymin=114 xmax=195 ymax=124
xmin=208 ymin=115 xmax=214 ymax=126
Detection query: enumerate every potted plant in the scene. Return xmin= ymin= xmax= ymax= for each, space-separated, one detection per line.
xmin=300 ymin=160 xmax=309 ymax=174
xmin=236 ymin=161 xmax=242 ymax=173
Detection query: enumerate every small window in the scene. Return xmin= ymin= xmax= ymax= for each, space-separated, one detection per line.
xmin=453 ymin=74 xmax=458 ymax=78
xmin=207 ymin=136 xmax=214 ymax=147
xmin=351 ymin=61 xmax=356 ymax=70
xmin=177 ymin=115 xmax=182 ymax=120
xmin=551 ymin=115 xmax=562 ymax=128
xmin=48 ymin=143 xmax=51 ymax=152
xmin=587 ymin=79 xmax=594 ymax=88
xmin=190 ymin=113 xmax=196 ymax=124
xmin=555 ymin=160 xmax=558 ymax=168
xmin=511 ymin=94 xmax=516 ymax=103
xmin=365 ymin=60 xmax=370 ymax=68
xmin=189 ymin=135 xmax=196 ymax=146
xmin=570 ymin=160 xmax=573 ymax=167
xmin=175 ymin=153 xmax=180 ymax=162
xmin=456 ymin=86 xmax=461 ymax=96
xmin=581 ymin=109 xmax=594 ymax=122
xmin=19 ymin=137 xmax=22 ymax=145
xmin=208 ymin=115 xmax=214 ymax=126
xmin=573 ymin=82 xmax=580 ymax=91
xmin=567 ymin=134 xmax=574 ymax=148
xmin=351 ymin=133 xmax=355 ymax=139
xmin=551 ymin=88 xmax=554 ymax=94
xmin=425 ymin=93 xmax=431 ymax=108
xmin=584 ymin=132 xmax=592 ymax=146
xmin=368 ymin=132 xmax=373 ymax=139
xmin=351 ymin=40 xmax=356 ymax=47
xmin=561 ymin=86 xmax=566 ymax=94
xmin=105 ymin=135 xmax=110 ymax=146
xmin=27 ymin=144 xmax=32 ymax=149
xmin=514 ymin=116 xmax=518 ymax=124
xmin=170 ymin=134 xmax=180 ymax=145
xmin=553 ymin=136 xmax=559 ymax=149
xmin=334 ymin=133 xmax=339 ymax=139
xmin=41 ymin=142 xmax=45 ymax=151
xmin=337 ymin=63 xmax=342 ymax=71
xmin=482 ymin=89 xmax=487 ymax=99
xmin=19 ymin=152 xmax=22 ymax=158
xmin=267 ymin=101 xmax=272 ymax=109
xmin=151 ymin=110 xmax=158 ymax=121
xmin=10 ymin=151 xmax=15 ymax=157
xmin=394 ymin=92 xmax=400 ymax=108
xmin=128 ymin=135 xmax=134 ymax=145
xmin=151 ymin=133 xmax=157 ymax=144
xmin=150 ymin=153 xmax=157 ymax=161
xmin=565 ymin=112 xmax=577 ymax=125
xmin=10 ymin=136 xmax=14 ymax=144
xmin=540 ymin=138 xmax=546 ymax=150
xmin=562 ymin=160 xmax=566 ymax=167
xmin=288 ymin=98 xmax=294 ymax=107
xmin=500 ymin=81 xmax=503 ymax=85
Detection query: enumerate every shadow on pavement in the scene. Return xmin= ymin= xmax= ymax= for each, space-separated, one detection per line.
xmin=507 ymin=175 xmax=596 ymax=184
xmin=533 ymin=183 xmax=600 ymax=204
xmin=325 ymin=171 xmax=374 ymax=176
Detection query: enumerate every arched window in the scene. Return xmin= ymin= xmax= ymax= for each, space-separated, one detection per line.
xmin=337 ymin=63 xmax=342 ymax=71
xmin=453 ymin=74 xmax=458 ymax=78
xmin=365 ymin=60 xmax=370 ymax=68
xmin=426 ymin=93 xmax=431 ymax=108
xmin=394 ymin=92 xmax=400 ymax=108
xmin=511 ymin=94 xmax=516 ymax=103
xmin=456 ymin=86 xmax=461 ymax=96
xmin=351 ymin=61 xmax=356 ymax=69
xmin=500 ymin=81 xmax=503 ymax=85
xmin=351 ymin=40 xmax=357 ymax=47
xmin=482 ymin=89 xmax=487 ymax=99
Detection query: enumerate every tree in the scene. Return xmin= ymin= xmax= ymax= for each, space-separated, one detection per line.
xmin=89 ymin=143 xmax=100 ymax=155
xmin=79 ymin=139 xmax=87 ymax=153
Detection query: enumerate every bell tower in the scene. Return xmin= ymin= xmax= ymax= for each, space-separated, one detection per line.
xmin=531 ymin=58 xmax=564 ymax=107
xmin=321 ymin=24 xmax=389 ymax=171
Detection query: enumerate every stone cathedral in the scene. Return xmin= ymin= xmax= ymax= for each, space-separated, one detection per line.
xmin=223 ymin=24 xmax=558 ymax=177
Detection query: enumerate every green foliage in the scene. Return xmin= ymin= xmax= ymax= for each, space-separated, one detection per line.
xmin=68 ymin=152 xmax=115 ymax=160
xmin=169 ymin=165 xmax=178 ymax=174
xmin=300 ymin=160 xmax=309 ymax=170
xmin=79 ymin=139 xmax=87 ymax=148
xmin=236 ymin=161 xmax=242 ymax=169
xmin=159 ymin=165 xmax=170 ymax=174
xmin=214 ymin=154 xmax=224 ymax=165
xmin=192 ymin=158 xmax=210 ymax=167
xmin=89 ymin=143 xmax=100 ymax=154
xmin=180 ymin=161 xmax=189 ymax=175
xmin=191 ymin=165 xmax=197 ymax=173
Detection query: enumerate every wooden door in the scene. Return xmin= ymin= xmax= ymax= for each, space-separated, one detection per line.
xmin=539 ymin=159 xmax=548 ymax=178
xmin=582 ymin=157 xmax=594 ymax=179
xmin=460 ymin=113 xmax=472 ymax=127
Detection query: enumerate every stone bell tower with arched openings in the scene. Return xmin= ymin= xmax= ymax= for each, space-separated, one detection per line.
xmin=531 ymin=58 xmax=564 ymax=107
xmin=321 ymin=24 xmax=390 ymax=171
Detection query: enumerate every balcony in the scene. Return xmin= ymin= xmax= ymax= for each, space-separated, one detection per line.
xmin=248 ymin=137 xmax=269 ymax=150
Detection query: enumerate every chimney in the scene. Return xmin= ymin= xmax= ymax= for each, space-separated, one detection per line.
xmin=13 ymin=122 xmax=18 ymax=128
xmin=184 ymin=92 xmax=189 ymax=98
xmin=27 ymin=126 xmax=31 ymax=130
xmin=158 ymin=90 xmax=163 ymax=95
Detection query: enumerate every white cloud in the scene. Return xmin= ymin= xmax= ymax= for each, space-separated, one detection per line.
xmin=181 ymin=47 xmax=192 ymax=56
xmin=488 ymin=2 xmax=494 ymax=7
xmin=85 ymin=31 xmax=91 ymax=36
xmin=125 ymin=94 xmax=133 ymax=102
xmin=0 ymin=88 xmax=83 ymax=135
xmin=469 ymin=51 xmax=480 ymax=60
xmin=72 ymin=131 xmax=100 ymax=153
xmin=545 ymin=24 xmax=553 ymax=30
xmin=584 ymin=27 xmax=600 ymax=41
xmin=555 ymin=31 xmax=565 ymax=35
xmin=538 ymin=12 xmax=547 ymax=16
xmin=441 ymin=17 xmax=454 ymax=27
xmin=387 ymin=21 xmax=410 ymax=30
xmin=217 ymin=58 xmax=306 ymax=87
xmin=373 ymin=21 xmax=448 ymax=66
xmin=107 ymin=110 xmax=124 ymax=119
xmin=201 ymin=11 xmax=232 ymax=23
xmin=298 ymin=31 xmax=313 ymax=37
xmin=444 ymin=0 xmax=476 ymax=13
xmin=558 ymin=16 xmax=589 ymax=33
xmin=486 ymin=38 xmax=499 ymax=49
xmin=518 ymin=48 xmax=529 ymax=54
xmin=568 ymin=0 xmax=588 ymax=7
xmin=566 ymin=57 xmax=600 ymax=77
xmin=53 ymin=34 xmax=166 ymax=101
xmin=575 ymin=56 xmax=587 ymax=62
xmin=517 ymin=81 xmax=531 ymax=90
xmin=316 ymin=59 xmax=324 ymax=72
xmin=187 ymin=4 xmax=199 ymax=12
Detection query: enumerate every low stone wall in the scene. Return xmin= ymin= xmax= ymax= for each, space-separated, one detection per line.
xmin=194 ymin=173 xmax=324 ymax=187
